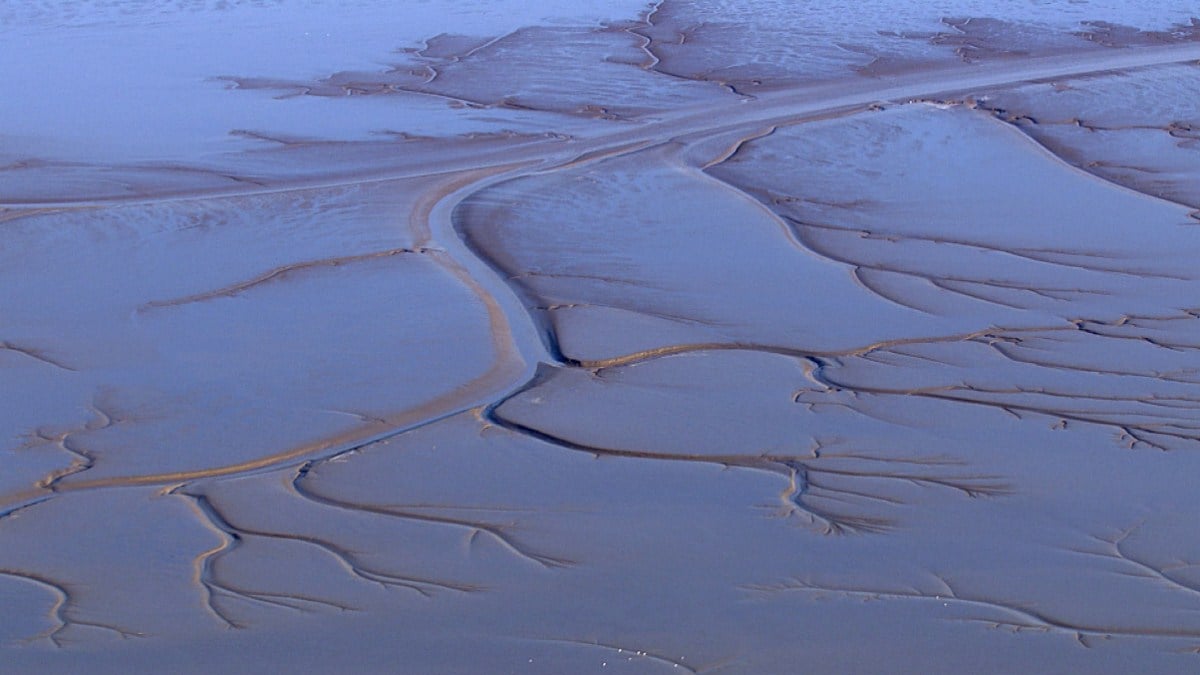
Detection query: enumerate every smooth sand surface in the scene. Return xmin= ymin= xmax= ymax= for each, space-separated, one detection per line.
xmin=4 ymin=2 xmax=1200 ymax=673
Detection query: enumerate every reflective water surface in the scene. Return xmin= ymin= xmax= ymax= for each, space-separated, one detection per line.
xmin=4 ymin=1 xmax=1200 ymax=672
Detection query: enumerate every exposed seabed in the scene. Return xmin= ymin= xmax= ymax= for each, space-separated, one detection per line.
xmin=4 ymin=2 xmax=1200 ymax=673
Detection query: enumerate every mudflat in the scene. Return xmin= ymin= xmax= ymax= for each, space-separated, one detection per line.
xmin=4 ymin=2 xmax=1200 ymax=673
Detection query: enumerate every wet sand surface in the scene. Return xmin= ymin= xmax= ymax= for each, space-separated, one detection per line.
xmin=4 ymin=1 xmax=1200 ymax=672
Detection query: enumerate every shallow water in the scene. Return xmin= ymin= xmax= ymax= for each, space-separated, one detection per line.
xmin=5 ymin=1 xmax=1200 ymax=673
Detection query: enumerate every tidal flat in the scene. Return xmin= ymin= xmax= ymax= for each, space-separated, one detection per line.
xmin=4 ymin=1 xmax=1200 ymax=673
